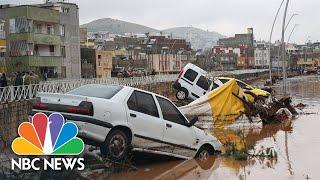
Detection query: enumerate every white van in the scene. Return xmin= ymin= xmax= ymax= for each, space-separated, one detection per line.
xmin=173 ymin=63 xmax=217 ymax=100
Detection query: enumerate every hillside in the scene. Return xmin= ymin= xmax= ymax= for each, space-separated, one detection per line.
xmin=163 ymin=27 xmax=226 ymax=50
xmin=80 ymin=18 xmax=158 ymax=34
xmin=80 ymin=18 xmax=226 ymax=50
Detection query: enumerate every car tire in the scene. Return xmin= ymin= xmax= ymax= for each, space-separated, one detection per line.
xmin=195 ymin=146 xmax=215 ymax=170
xmin=100 ymin=130 xmax=130 ymax=161
xmin=176 ymin=88 xmax=188 ymax=100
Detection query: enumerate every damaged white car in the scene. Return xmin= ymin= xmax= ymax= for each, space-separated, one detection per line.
xmin=31 ymin=84 xmax=222 ymax=161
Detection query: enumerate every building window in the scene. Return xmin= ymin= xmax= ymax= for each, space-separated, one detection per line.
xmin=47 ymin=25 xmax=54 ymax=35
xmin=9 ymin=19 xmax=16 ymax=33
xmin=60 ymin=46 xmax=66 ymax=57
xmin=35 ymin=24 xmax=42 ymax=34
xmin=62 ymin=8 xmax=69 ymax=14
xmin=98 ymin=55 xmax=101 ymax=59
xmin=60 ymin=25 xmax=65 ymax=36
xmin=49 ymin=45 xmax=54 ymax=56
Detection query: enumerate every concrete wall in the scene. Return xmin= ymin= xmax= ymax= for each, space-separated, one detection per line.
xmin=56 ymin=3 xmax=81 ymax=79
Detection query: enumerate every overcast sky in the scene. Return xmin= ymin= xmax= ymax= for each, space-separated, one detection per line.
xmin=1 ymin=0 xmax=318 ymax=44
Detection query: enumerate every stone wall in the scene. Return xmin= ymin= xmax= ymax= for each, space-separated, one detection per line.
xmin=0 ymin=100 xmax=32 ymax=151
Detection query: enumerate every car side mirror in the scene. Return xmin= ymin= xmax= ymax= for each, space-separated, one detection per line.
xmin=187 ymin=117 xmax=199 ymax=127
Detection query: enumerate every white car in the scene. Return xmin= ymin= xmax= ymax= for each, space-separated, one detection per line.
xmin=31 ymin=84 xmax=222 ymax=161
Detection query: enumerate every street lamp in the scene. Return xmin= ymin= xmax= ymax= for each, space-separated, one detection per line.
xmin=287 ymin=24 xmax=299 ymax=43
xmin=281 ymin=0 xmax=290 ymax=94
xmin=285 ymin=13 xmax=298 ymax=32
xmin=268 ymin=0 xmax=286 ymax=84
xmin=286 ymin=24 xmax=299 ymax=70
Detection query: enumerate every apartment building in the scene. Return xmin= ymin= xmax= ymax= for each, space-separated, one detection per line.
xmin=254 ymin=42 xmax=270 ymax=68
xmin=80 ymin=48 xmax=113 ymax=78
xmin=0 ymin=1 xmax=81 ymax=78
xmin=0 ymin=19 xmax=5 ymax=72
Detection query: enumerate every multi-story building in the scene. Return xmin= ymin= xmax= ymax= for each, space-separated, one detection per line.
xmin=0 ymin=18 xmax=6 ymax=72
xmin=0 ymin=1 xmax=81 ymax=78
xmin=218 ymin=28 xmax=254 ymax=48
xmin=95 ymin=50 xmax=113 ymax=78
xmin=254 ymin=42 xmax=270 ymax=68
xmin=80 ymin=48 xmax=113 ymax=78
xmin=213 ymin=53 xmax=237 ymax=71
xmin=212 ymin=45 xmax=237 ymax=70
xmin=217 ymin=28 xmax=255 ymax=69
xmin=80 ymin=28 xmax=88 ymax=47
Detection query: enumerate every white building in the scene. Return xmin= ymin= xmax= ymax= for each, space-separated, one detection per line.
xmin=254 ymin=42 xmax=270 ymax=68
xmin=254 ymin=49 xmax=270 ymax=67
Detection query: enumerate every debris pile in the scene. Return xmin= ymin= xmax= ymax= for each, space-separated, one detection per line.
xmin=240 ymin=96 xmax=298 ymax=124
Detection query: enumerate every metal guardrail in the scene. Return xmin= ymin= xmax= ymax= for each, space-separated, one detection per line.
xmin=0 ymin=74 xmax=177 ymax=103
xmin=0 ymin=69 xmax=269 ymax=103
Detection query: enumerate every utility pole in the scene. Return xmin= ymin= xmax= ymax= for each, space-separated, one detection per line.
xmin=281 ymin=0 xmax=290 ymax=94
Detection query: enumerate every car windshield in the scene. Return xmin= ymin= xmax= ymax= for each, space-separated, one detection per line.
xmin=67 ymin=84 xmax=123 ymax=99
xmin=237 ymin=81 xmax=253 ymax=90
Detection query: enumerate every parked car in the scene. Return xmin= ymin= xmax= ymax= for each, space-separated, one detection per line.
xmin=172 ymin=63 xmax=212 ymax=100
xmin=213 ymin=77 xmax=270 ymax=103
xmin=31 ymin=84 xmax=222 ymax=161
xmin=111 ymin=67 xmax=126 ymax=77
xmin=132 ymin=68 xmax=147 ymax=77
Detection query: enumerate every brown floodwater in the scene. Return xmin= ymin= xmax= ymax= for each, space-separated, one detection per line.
xmin=107 ymin=75 xmax=320 ymax=180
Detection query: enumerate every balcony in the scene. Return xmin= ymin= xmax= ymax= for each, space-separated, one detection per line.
xmin=9 ymin=56 xmax=63 ymax=67
xmin=8 ymin=6 xmax=59 ymax=23
xmin=10 ymin=33 xmax=62 ymax=45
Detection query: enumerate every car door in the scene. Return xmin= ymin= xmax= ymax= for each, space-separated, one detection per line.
xmin=126 ymin=90 xmax=165 ymax=151
xmin=192 ymin=75 xmax=211 ymax=98
xmin=156 ymin=96 xmax=198 ymax=158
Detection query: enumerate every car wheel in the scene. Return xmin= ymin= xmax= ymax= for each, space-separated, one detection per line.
xmin=176 ymin=89 xmax=188 ymax=100
xmin=195 ymin=146 xmax=215 ymax=170
xmin=100 ymin=130 xmax=129 ymax=161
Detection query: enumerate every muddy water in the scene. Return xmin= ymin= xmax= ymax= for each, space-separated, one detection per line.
xmin=110 ymin=75 xmax=320 ymax=180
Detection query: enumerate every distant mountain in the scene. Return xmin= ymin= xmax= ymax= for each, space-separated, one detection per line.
xmin=80 ymin=18 xmax=158 ymax=35
xmin=163 ymin=27 xmax=226 ymax=50
xmin=80 ymin=18 xmax=226 ymax=50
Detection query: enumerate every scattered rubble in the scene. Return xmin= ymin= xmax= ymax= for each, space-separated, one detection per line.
xmin=238 ymin=95 xmax=298 ymax=124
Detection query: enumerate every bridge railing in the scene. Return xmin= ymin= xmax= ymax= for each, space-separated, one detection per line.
xmin=0 ymin=74 xmax=177 ymax=103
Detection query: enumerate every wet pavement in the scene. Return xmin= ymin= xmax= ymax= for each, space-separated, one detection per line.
xmin=110 ymin=75 xmax=320 ymax=180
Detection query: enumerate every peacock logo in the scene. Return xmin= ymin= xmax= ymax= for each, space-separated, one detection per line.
xmin=12 ymin=112 xmax=84 ymax=155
